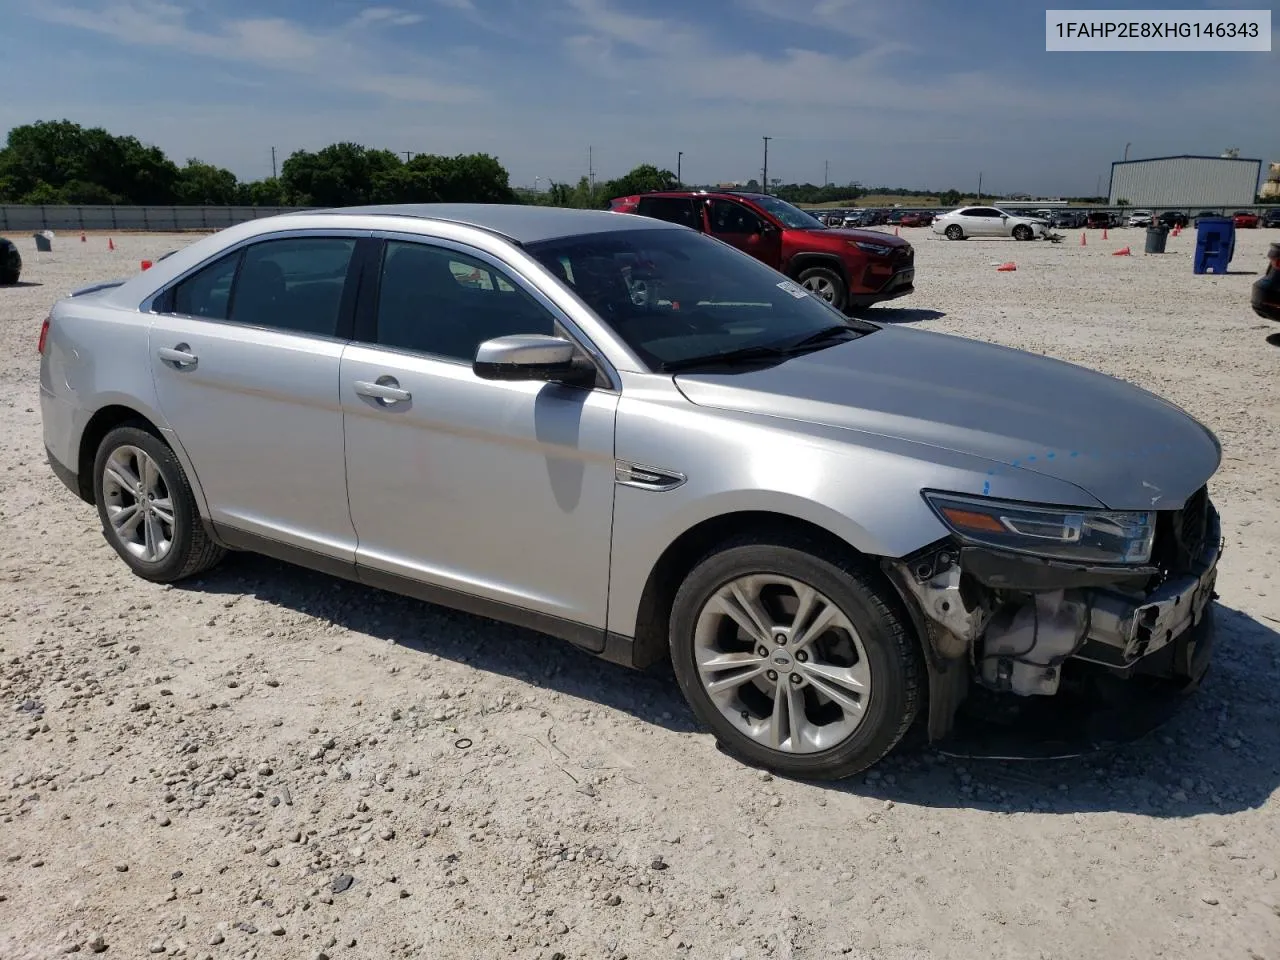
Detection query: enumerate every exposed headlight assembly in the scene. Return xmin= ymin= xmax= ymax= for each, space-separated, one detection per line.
xmin=850 ymin=240 xmax=894 ymax=256
xmin=923 ymin=492 xmax=1156 ymax=565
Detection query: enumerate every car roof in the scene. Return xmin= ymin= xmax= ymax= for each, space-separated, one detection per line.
xmin=305 ymin=203 xmax=672 ymax=244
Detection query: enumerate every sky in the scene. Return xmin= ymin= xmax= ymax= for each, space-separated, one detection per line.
xmin=0 ymin=0 xmax=1276 ymax=196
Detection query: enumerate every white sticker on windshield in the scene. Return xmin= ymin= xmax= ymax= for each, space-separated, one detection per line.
xmin=776 ymin=280 xmax=810 ymax=299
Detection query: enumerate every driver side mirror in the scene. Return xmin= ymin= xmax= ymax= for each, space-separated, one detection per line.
xmin=473 ymin=334 xmax=596 ymax=386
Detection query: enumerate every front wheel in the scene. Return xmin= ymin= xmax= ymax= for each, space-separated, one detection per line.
xmin=669 ymin=539 xmax=922 ymax=779
xmin=797 ymin=266 xmax=848 ymax=312
xmin=1012 ymin=224 xmax=1034 ymax=241
xmin=93 ymin=424 xmax=225 ymax=583
xmin=944 ymin=224 xmax=964 ymax=240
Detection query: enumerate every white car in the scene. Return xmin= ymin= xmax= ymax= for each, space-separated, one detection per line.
xmin=1126 ymin=210 xmax=1154 ymax=227
xmin=931 ymin=206 xmax=1049 ymax=241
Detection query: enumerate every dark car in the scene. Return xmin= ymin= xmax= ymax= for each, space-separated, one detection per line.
xmin=1 ymin=237 xmax=21 ymax=285
xmin=1085 ymin=211 xmax=1116 ymax=229
xmin=1264 ymin=209 xmax=1280 ymax=228
xmin=1051 ymin=210 xmax=1088 ymax=229
xmin=1158 ymin=211 xmax=1189 ymax=228
xmin=1253 ymin=242 xmax=1280 ymax=322
xmin=611 ymin=190 xmax=914 ymax=311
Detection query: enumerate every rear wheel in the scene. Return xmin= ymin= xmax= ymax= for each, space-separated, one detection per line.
xmin=1012 ymin=224 xmax=1034 ymax=241
xmin=944 ymin=224 xmax=964 ymax=240
xmin=0 ymin=271 xmax=17 ymax=286
xmin=93 ymin=424 xmax=225 ymax=583
xmin=797 ymin=266 xmax=847 ymax=312
xmin=669 ymin=538 xmax=922 ymax=779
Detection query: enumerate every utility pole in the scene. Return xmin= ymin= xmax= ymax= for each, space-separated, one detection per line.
xmin=677 ymin=151 xmax=683 ymax=187
xmin=271 ymin=146 xmax=276 ymax=180
xmin=403 ymin=151 xmax=413 ymax=162
xmin=588 ymin=146 xmax=595 ymax=201
xmin=977 ymin=171 xmax=983 ymax=202
xmin=824 ymin=159 xmax=829 ymax=187
xmin=762 ymin=136 xmax=771 ymax=194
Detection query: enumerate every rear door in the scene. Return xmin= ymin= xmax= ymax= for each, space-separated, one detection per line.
xmin=148 ymin=233 xmax=368 ymax=562
xmin=635 ymin=196 xmax=703 ymax=231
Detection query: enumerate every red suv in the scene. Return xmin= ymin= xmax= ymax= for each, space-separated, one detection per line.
xmin=609 ymin=190 xmax=915 ymax=312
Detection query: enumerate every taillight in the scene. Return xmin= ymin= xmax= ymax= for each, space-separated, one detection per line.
xmin=38 ymin=316 xmax=50 ymax=355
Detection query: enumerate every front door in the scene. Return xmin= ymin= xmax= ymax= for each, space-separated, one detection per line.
xmin=148 ymin=234 xmax=363 ymax=559
xmin=707 ymin=198 xmax=783 ymax=266
xmin=340 ymin=236 xmax=619 ymax=640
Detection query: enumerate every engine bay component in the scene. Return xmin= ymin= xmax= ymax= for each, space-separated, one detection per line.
xmin=978 ymin=590 xmax=1091 ymax=696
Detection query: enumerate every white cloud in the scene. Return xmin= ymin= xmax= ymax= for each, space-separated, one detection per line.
xmin=32 ymin=0 xmax=480 ymax=103
xmin=351 ymin=7 xmax=427 ymax=28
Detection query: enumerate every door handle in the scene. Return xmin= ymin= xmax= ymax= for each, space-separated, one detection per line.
xmin=354 ymin=379 xmax=412 ymax=404
xmin=157 ymin=345 xmax=198 ymax=368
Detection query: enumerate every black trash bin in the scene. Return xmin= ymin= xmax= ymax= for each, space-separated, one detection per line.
xmin=1145 ymin=224 xmax=1169 ymax=254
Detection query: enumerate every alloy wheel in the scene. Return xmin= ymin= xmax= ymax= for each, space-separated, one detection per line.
xmin=692 ymin=574 xmax=872 ymax=754
xmin=100 ymin=445 xmax=176 ymax=563
xmin=801 ymin=275 xmax=837 ymax=302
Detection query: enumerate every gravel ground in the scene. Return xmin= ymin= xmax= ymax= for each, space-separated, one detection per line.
xmin=1 ymin=226 xmax=1279 ymax=960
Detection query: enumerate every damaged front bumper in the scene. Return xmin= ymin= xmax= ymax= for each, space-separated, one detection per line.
xmin=884 ymin=497 xmax=1222 ymax=741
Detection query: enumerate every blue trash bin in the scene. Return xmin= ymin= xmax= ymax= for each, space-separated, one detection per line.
xmin=1194 ymin=217 xmax=1235 ymax=274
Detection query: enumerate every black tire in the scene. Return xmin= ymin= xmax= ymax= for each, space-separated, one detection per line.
xmin=796 ymin=266 xmax=847 ymax=312
xmin=1012 ymin=224 xmax=1033 ymax=241
xmin=669 ymin=537 xmax=923 ymax=780
xmin=92 ymin=423 xmax=225 ymax=583
xmin=0 ymin=271 xmax=18 ymax=286
xmin=944 ymin=224 xmax=964 ymax=240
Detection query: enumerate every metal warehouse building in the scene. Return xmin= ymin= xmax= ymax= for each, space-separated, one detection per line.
xmin=1108 ymin=155 xmax=1262 ymax=208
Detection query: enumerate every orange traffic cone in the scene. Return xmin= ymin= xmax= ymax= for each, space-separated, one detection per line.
xmin=1102 ymin=227 xmax=1109 ymax=240
xmin=894 ymin=225 xmax=900 ymax=236
xmin=996 ymin=261 xmax=1017 ymax=271
xmin=1080 ymin=232 xmax=1086 ymax=246
xmin=1113 ymin=246 xmax=1131 ymax=256
xmin=80 ymin=231 xmax=86 ymax=243
xmin=140 ymin=260 xmax=153 ymax=271
xmin=108 ymin=238 xmax=115 ymax=251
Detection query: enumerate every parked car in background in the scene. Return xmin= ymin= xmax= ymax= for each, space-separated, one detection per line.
xmin=1157 ymin=211 xmax=1189 ymax=229
xmin=932 ymin=206 xmax=1049 ymax=241
xmin=1263 ymin=209 xmax=1280 ymax=228
xmin=899 ymin=211 xmax=934 ymax=228
xmin=39 ymin=203 xmax=1224 ymax=779
xmin=1233 ymin=211 xmax=1260 ymax=229
xmin=1252 ymin=241 xmax=1280 ymax=322
xmin=1 ymin=237 xmax=21 ymax=285
xmin=1086 ymin=211 xmax=1118 ymax=229
xmin=860 ymin=209 xmax=889 ymax=226
xmin=1050 ymin=210 xmax=1088 ymax=229
xmin=612 ymin=190 xmax=915 ymax=311
xmin=1126 ymin=210 xmax=1155 ymax=227
xmin=1194 ymin=210 xmax=1222 ymax=226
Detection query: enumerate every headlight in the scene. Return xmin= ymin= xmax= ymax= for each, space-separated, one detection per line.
xmin=851 ymin=240 xmax=893 ymax=256
xmin=923 ymin=492 xmax=1156 ymax=565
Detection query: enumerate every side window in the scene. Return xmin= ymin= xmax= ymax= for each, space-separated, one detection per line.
xmin=637 ymin=197 xmax=700 ymax=230
xmin=709 ymin=199 xmax=765 ymax=235
xmin=171 ymin=251 xmax=240 ymax=319
xmin=230 ymin=237 xmax=356 ymax=337
xmin=375 ymin=241 xmax=556 ymax=362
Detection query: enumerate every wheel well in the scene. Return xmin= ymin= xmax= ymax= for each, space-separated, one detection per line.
xmin=786 ymin=256 xmax=849 ymax=288
xmin=76 ymin=405 xmax=158 ymax=503
xmin=629 ymin=511 xmax=875 ymax=669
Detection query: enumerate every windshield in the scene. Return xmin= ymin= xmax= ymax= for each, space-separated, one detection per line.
xmin=525 ymin=228 xmax=874 ymax=371
xmin=748 ymin=195 xmax=827 ymax=230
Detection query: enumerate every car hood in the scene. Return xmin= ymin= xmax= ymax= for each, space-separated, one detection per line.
xmin=800 ymin=227 xmax=911 ymax=247
xmin=673 ymin=326 xmax=1220 ymax=511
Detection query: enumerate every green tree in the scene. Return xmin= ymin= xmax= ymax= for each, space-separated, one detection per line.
xmin=599 ymin=164 xmax=677 ymax=206
xmin=0 ymin=119 xmax=179 ymax=204
xmin=175 ymin=159 xmax=239 ymax=205
xmin=280 ymin=142 xmax=402 ymax=206
xmin=236 ymin=177 xmax=288 ymax=206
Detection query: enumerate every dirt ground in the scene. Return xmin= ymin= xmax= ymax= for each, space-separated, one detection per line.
xmin=1 ymin=224 xmax=1279 ymax=960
